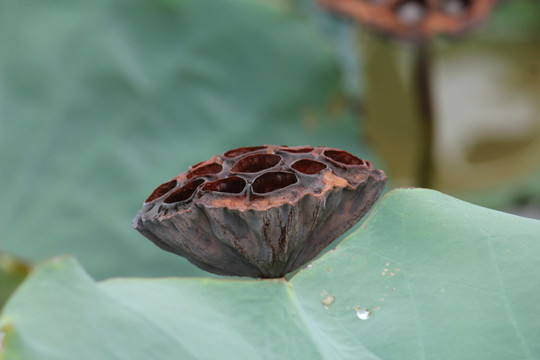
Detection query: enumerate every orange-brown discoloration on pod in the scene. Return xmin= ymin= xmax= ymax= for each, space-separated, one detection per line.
xmin=133 ymin=145 xmax=386 ymax=278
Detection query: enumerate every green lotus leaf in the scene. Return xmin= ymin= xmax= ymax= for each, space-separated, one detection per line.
xmin=2 ymin=189 xmax=539 ymax=359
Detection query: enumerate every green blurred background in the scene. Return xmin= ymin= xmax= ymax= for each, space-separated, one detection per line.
xmin=1 ymin=0 xmax=539 ymax=304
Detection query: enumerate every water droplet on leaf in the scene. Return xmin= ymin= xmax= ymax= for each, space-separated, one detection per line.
xmin=356 ymin=308 xmax=371 ymax=320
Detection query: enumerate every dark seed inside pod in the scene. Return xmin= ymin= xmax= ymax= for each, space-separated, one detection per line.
xmin=202 ymin=176 xmax=246 ymax=194
xmin=186 ymin=163 xmax=222 ymax=179
xmin=224 ymin=146 xmax=267 ymax=158
xmin=163 ymin=178 xmax=205 ymax=204
xmin=279 ymin=146 xmax=314 ymax=154
xmin=252 ymin=171 xmax=298 ymax=194
xmin=145 ymin=179 xmax=177 ymax=203
xmin=291 ymin=159 xmax=327 ymax=175
xmin=324 ymin=150 xmax=364 ymax=166
xmin=231 ymin=154 xmax=281 ymax=173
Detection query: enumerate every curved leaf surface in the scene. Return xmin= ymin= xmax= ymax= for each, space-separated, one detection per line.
xmin=1 ymin=189 xmax=539 ymax=359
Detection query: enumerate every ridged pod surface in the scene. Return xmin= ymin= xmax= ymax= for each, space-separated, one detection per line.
xmin=133 ymin=145 xmax=386 ymax=278
xmin=320 ymin=0 xmax=497 ymax=40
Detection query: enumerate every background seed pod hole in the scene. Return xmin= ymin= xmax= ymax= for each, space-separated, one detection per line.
xmin=202 ymin=177 xmax=247 ymax=194
xmin=186 ymin=163 xmax=222 ymax=179
xmin=145 ymin=180 xmax=177 ymax=203
xmin=251 ymin=171 xmax=298 ymax=194
xmin=291 ymin=159 xmax=327 ymax=174
xmin=231 ymin=154 xmax=281 ymax=173
xmin=224 ymin=146 xmax=268 ymax=158
xmin=324 ymin=150 xmax=365 ymax=166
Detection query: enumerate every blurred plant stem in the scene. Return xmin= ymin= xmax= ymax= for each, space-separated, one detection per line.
xmin=415 ymin=42 xmax=434 ymax=188
xmin=361 ymin=33 xmax=435 ymax=188
xmin=0 ymin=251 xmax=31 ymax=309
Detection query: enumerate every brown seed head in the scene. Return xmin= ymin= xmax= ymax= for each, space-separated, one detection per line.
xmin=320 ymin=0 xmax=497 ymax=40
xmin=133 ymin=145 xmax=386 ymax=278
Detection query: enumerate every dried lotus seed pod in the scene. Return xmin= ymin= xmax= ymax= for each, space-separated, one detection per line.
xmin=133 ymin=145 xmax=386 ymax=278
xmin=320 ymin=0 xmax=497 ymax=40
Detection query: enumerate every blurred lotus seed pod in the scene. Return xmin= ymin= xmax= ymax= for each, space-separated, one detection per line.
xmin=320 ymin=0 xmax=498 ymax=39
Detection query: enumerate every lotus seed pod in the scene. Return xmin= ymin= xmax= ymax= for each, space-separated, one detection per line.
xmin=320 ymin=0 xmax=497 ymax=40
xmin=133 ymin=145 xmax=386 ymax=278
